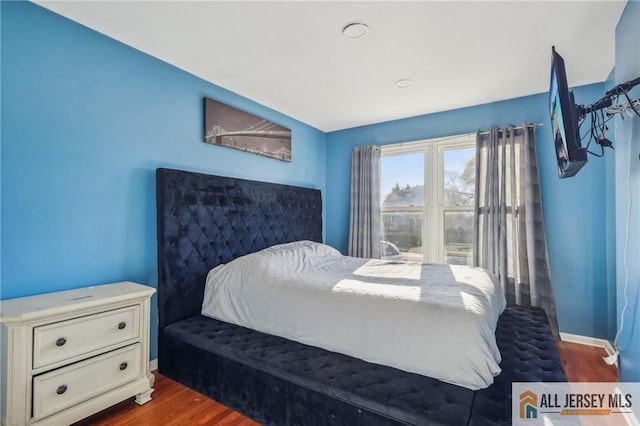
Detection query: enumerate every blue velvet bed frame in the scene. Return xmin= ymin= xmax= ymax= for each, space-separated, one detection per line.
xmin=156 ymin=167 xmax=566 ymax=426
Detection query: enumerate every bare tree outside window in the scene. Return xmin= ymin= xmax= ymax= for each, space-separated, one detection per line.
xmin=443 ymin=149 xmax=475 ymax=265
xmin=444 ymin=157 xmax=475 ymax=206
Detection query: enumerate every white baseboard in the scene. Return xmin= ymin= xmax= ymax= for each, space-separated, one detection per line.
xmin=615 ymin=387 xmax=640 ymax=426
xmin=560 ymin=332 xmax=618 ymax=368
xmin=559 ymin=332 xmax=616 ymax=357
xmin=622 ymin=407 xmax=640 ymax=426
xmin=150 ymin=358 xmax=158 ymax=372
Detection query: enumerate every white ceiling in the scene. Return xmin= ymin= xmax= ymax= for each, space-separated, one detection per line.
xmin=35 ymin=1 xmax=627 ymax=132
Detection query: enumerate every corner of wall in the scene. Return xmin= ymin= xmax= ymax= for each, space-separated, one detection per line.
xmin=614 ymin=0 xmax=640 ymax=382
xmin=0 ymin=0 xmax=4 ymax=301
xmin=604 ymin=69 xmax=617 ymax=341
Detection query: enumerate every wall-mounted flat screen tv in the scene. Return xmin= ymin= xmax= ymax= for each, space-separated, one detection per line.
xmin=549 ymin=47 xmax=587 ymax=178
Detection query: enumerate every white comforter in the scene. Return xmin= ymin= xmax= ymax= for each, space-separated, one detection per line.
xmin=201 ymin=241 xmax=506 ymax=390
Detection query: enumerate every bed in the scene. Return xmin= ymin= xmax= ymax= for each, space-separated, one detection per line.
xmin=156 ymin=167 xmax=566 ymax=425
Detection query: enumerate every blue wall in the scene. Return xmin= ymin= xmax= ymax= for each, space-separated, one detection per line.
xmin=325 ymin=87 xmax=616 ymax=340
xmin=614 ymin=0 xmax=640 ymax=381
xmin=0 ymin=1 xmax=326 ymax=359
xmin=0 ymin=0 xmax=3 ymax=303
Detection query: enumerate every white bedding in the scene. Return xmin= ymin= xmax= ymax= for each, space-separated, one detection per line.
xmin=201 ymin=241 xmax=506 ymax=390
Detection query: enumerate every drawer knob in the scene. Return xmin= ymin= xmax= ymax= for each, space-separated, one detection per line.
xmin=56 ymin=385 xmax=67 ymax=395
xmin=118 ymin=321 xmax=127 ymax=330
xmin=55 ymin=337 xmax=66 ymax=347
xmin=119 ymin=362 xmax=128 ymax=371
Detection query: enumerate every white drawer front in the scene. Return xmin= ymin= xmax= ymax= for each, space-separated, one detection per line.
xmin=32 ymin=343 xmax=142 ymax=420
xmin=33 ymin=305 xmax=140 ymax=369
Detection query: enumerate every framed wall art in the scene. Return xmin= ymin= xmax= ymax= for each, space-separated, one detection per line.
xmin=203 ymin=97 xmax=292 ymax=162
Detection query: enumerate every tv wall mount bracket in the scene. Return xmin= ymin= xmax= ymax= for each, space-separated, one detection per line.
xmin=577 ymin=76 xmax=640 ymax=120
xmin=576 ymin=76 xmax=640 ymax=154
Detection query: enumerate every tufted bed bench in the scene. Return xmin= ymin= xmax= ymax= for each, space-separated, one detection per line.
xmin=156 ymin=168 xmax=566 ymax=426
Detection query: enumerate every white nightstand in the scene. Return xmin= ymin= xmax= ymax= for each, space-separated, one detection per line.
xmin=0 ymin=281 xmax=155 ymax=426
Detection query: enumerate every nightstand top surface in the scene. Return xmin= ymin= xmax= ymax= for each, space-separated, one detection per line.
xmin=0 ymin=281 xmax=155 ymax=324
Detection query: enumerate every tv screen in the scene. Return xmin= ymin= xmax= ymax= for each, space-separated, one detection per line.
xmin=549 ymin=47 xmax=587 ymax=178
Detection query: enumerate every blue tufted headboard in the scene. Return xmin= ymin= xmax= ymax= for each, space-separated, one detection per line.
xmin=156 ymin=168 xmax=323 ymax=328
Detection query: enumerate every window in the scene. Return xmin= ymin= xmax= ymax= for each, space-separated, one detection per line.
xmin=380 ymin=136 xmax=476 ymax=264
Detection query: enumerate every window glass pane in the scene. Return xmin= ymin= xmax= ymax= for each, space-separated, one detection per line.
xmin=381 ymin=153 xmax=425 ymax=207
xmin=381 ymin=212 xmax=423 ymax=262
xmin=444 ymin=147 xmax=475 ymax=206
xmin=444 ymin=211 xmax=473 ymax=265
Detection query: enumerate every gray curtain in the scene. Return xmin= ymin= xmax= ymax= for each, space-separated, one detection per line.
xmin=348 ymin=145 xmax=381 ymax=258
xmin=474 ymin=124 xmax=559 ymax=338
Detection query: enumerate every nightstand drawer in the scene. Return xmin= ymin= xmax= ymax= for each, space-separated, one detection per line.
xmin=33 ymin=305 xmax=140 ymax=369
xmin=33 ymin=343 xmax=142 ymax=420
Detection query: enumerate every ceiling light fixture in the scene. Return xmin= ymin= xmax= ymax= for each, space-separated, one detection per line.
xmin=342 ymin=22 xmax=369 ymax=39
xmin=394 ymin=79 xmax=414 ymax=89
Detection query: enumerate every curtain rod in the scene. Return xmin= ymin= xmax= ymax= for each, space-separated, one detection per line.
xmin=379 ymin=122 xmax=543 ymax=150
xmin=477 ymin=122 xmax=543 ymax=136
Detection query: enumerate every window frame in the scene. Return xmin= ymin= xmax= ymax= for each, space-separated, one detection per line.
xmin=380 ymin=134 xmax=476 ymax=264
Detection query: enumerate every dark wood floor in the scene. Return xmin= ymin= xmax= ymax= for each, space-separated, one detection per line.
xmin=555 ymin=340 xmax=617 ymax=382
xmin=554 ymin=343 xmax=620 ymax=426
xmin=74 ymin=342 xmax=616 ymax=425
xmin=72 ymin=374 xmax=259 ymax=426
